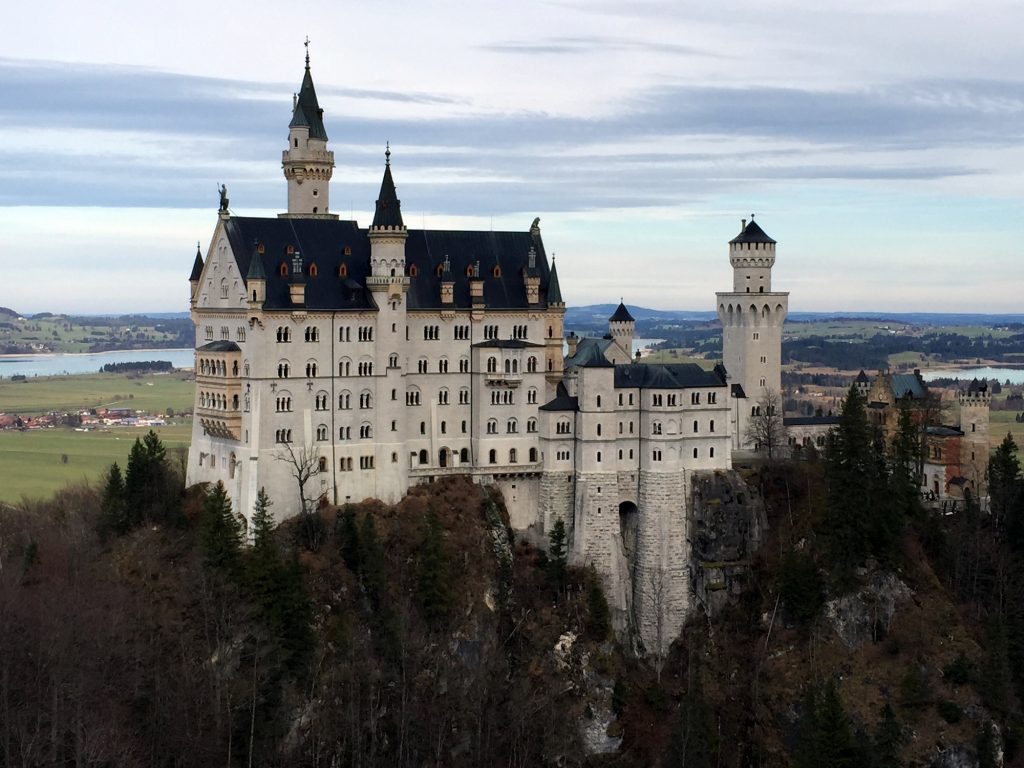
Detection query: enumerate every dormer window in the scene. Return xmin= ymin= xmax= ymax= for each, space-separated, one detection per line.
xmin=257 ymin=243 xmax=265 ymax=254
xmin=344 ymin=246 xmax=352 ymax=256
xmin=286 ymin=245 xmax=295 ymax=255
xmin=309 ymin=263 xmax=318 ymax=277
xmin=492 ymin=265 xmax=502 ymax=278
xmin=279 ymin=262 xmax=288 ymax=277
xmin=408 ymin=264 xmax=418 ymax=277
xmin=339 ymin=263 xmax=348 ymax=278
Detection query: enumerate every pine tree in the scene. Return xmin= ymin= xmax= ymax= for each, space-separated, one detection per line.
xmin=99 ymin=462 xmax=128 ymax=537
xmin=416 ymin=511 xmax=452 ymax=627
xmin=199 ymin=480 xmax=242 ymax=572
xmin=889 ymin=398 xmax=921 ymax=523
xmin=337 ymin=505 xmax=361 ymax=573
xmin=586 ymin=567 xmax=611 ymax=641
xmin=247 ymin=487 xmax=278 ymax=602
xmin=872 ymin=703 xmax=902 ymax=768
xmin=547 ymin=518 xmax=568 ymax=594
xmin=123 ymin=437 xmax=148 ymax=528
xmin=990 ymin=433 xmax=1022 ymax=540
xmin=815 ymin=681 xmax=860 ymax=768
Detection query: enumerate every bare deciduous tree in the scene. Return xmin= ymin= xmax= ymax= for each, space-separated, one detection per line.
xmin=746 ymin=388 xmax=786 ymax=462
xmin=274 ymin=441 xmax=325 ymax=550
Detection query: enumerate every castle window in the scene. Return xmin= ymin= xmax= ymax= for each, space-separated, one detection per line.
xmin=279 ymin=262 xmax=288 ymax=277
xmin=507 ymin=419 xmax=518 ymax=434
xmin=389 ymin=354 xmax=399 ymax=368
xmin=693 ymin=448 xmax=699 ymax=459
xmin=487 ymin=357 xmax=497 ymax=373
xmin=360 ymin=424 xmax=372 ymax=439
xmin=359 ymin=455 xmax=374 ymax=470
xmin=277 ymin=362 xmax=290 ymax=378
xmin=316 ymin=425 xmax=328 ymax=441
xmin=438 ymin=388 xmax=449 ymax=405
xmin=461 ymin=448 xmax=469 ymax=463
xmin=596 ymin=451 xmax=602 ymax=463
xmin=557 ymin=419 xmax=571 ymax=435
xmin=406 ymin=388 xmax=421 ymax=406
xmin=652 ymin=421 xmax=662 ymax=435
xmin=709 ymin=419 xmax=715 ymax=432
xmin=315 ymin=391 xmax=328 ymax=410
xmin=710 ymin=447 xmax=715 ymax=458
xmin=509 ymin=448 xmax=517 ymax=463
xmin=439 ymin=358 xmax=449 ymax=373
xmin=220 ymin=279 xmax=229 ymax=299
xmin=392 ymin=452 xmax=398 ymax=463
xmin=708 ymin=392 xmax=716 ymax=404
xmin=339 ymin=426 xmax=351 ymax=440
xmin=629 ymin=393 xmax=634 ymax=406
xmin=693 ymin=420 xmax=699 ymax=433
xmin=527 ymin=356 xmax=537 ymax=373
xmin=440 ymin=421 xmax=447 ymax=434
xmin=596 ymin=424 xmax=602 ymax=436
xmin=487 ymin=419 xmax=498 ymax=435
xmin=359 ymin=391 xmax=373 ymax=409
xmin=459 ymin=388 xmax=470 ymax=405
xmin=420 ymin=421 xmax=426 ymax=435
xmin=459 ymin=357 xmax=469 ymax=373
xmin=339 ymin=263 xmax=348 ymax=277
xmin=462 ymin=420 xmax=467 ymax=433
xmin=304 ymin=326 xmax=319 ymax=342
xmin=489 ymin=449 xmax=497 ymax=464
xmin=596 ymin=395 xmax=602 ymax=408
xmin=528 ymin=388 xmax=538 ymax=404
xmin=652 ymin=394 xmax=663 ymax=406
xmin=418 ymin=358 xmax=428 ymax=374
xmin=691 ymin=392 xmax=700 ymax=405
xmin=530 ymin=448 xmax=538 ymax=462
xmin=668 ymin=394 xmax=676 ymax=407
xmin=419 ymin=449 xmax=428 ymax=465
xmin=306 ymin=362 xmax=318 ymax=378
xmin=276 ymin=327 xmax=291 ymax=343
xmin=527 ymin=418 xmax=537 ymax=433
xmin=760 ymin=377 xmax=766 ymax=387
xmin=408 ymin=264 xmax=418 ymax=277
xmin=309 ymin=263 xmax=318 ymax=277
xmin=493 ymin=265 xmax=502 ymax=278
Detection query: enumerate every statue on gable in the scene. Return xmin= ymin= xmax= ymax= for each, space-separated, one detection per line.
xmin=218 ymin=184 xmax=229 ymax=213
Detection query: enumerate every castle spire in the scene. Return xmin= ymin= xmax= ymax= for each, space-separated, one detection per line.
xmin=371 ymin=145 xmax=405 ymax=229
xmin=547 ymin=257 xmax=563 ymax=305
xmin=289 ymin=47 xmax=328 ymax=141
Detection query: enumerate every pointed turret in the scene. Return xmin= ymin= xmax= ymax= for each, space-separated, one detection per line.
xmin=607 ymin=300 xmax=635 ymax=364
xmin=609 ymin=301 xmax=634 ymax=323
xmin=371 ymin=145 xmax=405 ymax=230
xmin=246 ymin=241 xmax=266 ymax=308
xmin=281 ymin=46 xmax=336 ymax=219
xmin=289 ymin=50 xmax=328 ymax=141
xmin=189 ymin=243 xmax=204 ymax=306
xmin=547 ymin=258 xmax=563 ymax=306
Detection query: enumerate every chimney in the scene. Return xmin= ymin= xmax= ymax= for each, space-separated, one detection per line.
xmin=741 ymin=218 xmax=747 ymax=232
xmin=567 ymin=332 xmax=579 ymax=358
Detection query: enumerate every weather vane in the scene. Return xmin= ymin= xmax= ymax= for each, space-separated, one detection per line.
xmin=304 ymin=36 xmax=311 ymax=66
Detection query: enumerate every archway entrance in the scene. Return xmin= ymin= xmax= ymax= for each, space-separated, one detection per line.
xmin=439 ymin=448 xmax=450 ymax=468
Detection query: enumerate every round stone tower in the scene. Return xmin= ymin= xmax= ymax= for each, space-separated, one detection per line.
xmin=281 ymin=48 xmax=337 ymax=219
xmin=716 ymin=217 xmax=789 ymax=450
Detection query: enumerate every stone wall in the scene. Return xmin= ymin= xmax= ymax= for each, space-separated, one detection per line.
xmin=633 ymin=469 xmax=690 ymax=655
xmin=573 ymin=471 xmax=631 ymax=627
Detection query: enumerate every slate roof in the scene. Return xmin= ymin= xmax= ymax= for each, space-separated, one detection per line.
xmin=855 ymin=370 xmax=870 ymax=383
xmin=784 ymin=415 xmax=841 ymax=426
xmin=289 ymin=60 xmax=328 ymax=141
xmin=246 ymin=242 xmax=266 ymax=280
xmin=189 ymin=245 xmax=204 ymax=282
xmin=613 ymin=363 xmax=726 ymax=390
xmin=729 ymin=219 xmax=775 ymax=245
xmin=609 ymin=302 xmax=635 ymax=323
xmin=197 ymin=340 xmax=241 ymax=353
xmin=371 ymin=153 xmax=404 ymax=229
xmin=889 ymin=372 xmax=927 ymax=400
xmin=927 ymin=425 xmax=964 ymax=437
xmin=221 ymin=216 xmax=557 ymax=312
xmin=565 ymin=337 xmax=613 ymax=368
xmin=967 ymin=378 xmax=988 ymax=393
xmin=539 ymin=381 xmax=579 ymax=412
xmin=547 ymin=260 xmax=563 ymax=304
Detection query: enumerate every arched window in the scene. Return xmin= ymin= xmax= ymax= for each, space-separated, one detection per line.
xmin=316 ymin=425 xmax=328 ymax=441
xmin=527 ymin=356 xmax=537 ymax=373
xmin=489 ymin=449 xmax=497 ymax=464
xmin=527 ymin=418 xmax=537 ymax=433
xmin=504 ymin=359 xmax=511 ymax=374
xmin=419 ymin=449 xmax=428 ymax=465
xmin=487 ymin=419 xmax=498 ymax=435
xmin=693 ymin=420 xmax=699 ymax=433
xmin=529 ymin=447 xmax=538 ymax=462
xmin=460 ymin=448 xmax=469 ymax=464
xmin=509 ymin=448 xmax=518 ymax=463
xmin=487 ymin=357 xmax=497 ymax=373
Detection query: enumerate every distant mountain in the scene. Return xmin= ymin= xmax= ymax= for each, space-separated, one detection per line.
xmin=567 ymin=305 xmax=1024 ymax=327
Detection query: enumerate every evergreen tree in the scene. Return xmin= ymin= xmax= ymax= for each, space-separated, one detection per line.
xmin=199 ymin=481 xmax=242 ymax=573
xmin=416 ymin=511 xmax=452 ymax=627
xmin=337 ymin=505 xmax=361 ymax=573
xmin=123 ymin=430 xmax=178 ymax=527
xmin=990 ymin=434 xmax=1022 ymax=541
xmin=123 ymin=437 xmax=148 ymax=528
xmin=872 ymin=703 xmax=903 ymax=768
xmin=815 ymin=681 xmax=860 ymax=768
xmin=98 ymin=462 xmax=128 ymax=537
xmin=247 ymin=487 xmax=278 ymax=602
xmin=586 ymin=567 xmax=611 ymax=641
xmin=547 ymin=518 xmax=568 ymax=594
xmin=889 ymin=398 xmax=922 ymax=523
xmin=824 ymin=386 xmax=892 ymax=583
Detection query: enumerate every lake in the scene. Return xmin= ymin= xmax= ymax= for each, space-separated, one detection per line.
xmin=921 ymin=367 xmax=1024 ymax=384
xmin=0 ymin=349 xmax=195 ymax=378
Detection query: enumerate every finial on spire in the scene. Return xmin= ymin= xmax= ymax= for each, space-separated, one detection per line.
xmin=750 ymin=212 xmax=755 ymax=220
xmin=304 ymin=36 xmax=311 ymax=68
xmin=385 ymin=142 xmax=391 ymax=166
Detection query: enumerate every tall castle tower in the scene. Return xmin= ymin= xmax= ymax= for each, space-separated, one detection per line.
xmin=280 ymin=47 xmax=337 ymax=219
xmin=607 ymin=302 xmax=636 ymax=364
xmin=959 ymin=379 xmax=991 ymax=496
xmin=716 ymin=217 xmax=789 ymax=450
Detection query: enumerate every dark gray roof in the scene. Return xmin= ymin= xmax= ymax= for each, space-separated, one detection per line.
xmin=889 ymin=372 xmax=927 ymax=400
xmin=579 ymin=356 xmax=615 ymax=369
xmin=613 ymin=363 xmax=726 ymax=390
xmin=539 ymin=381 xmax=578 ymax=412
xmin=371 ymin=154 xmax=404 ymax=229
xmin=289 ymin=61 xmax=328 ymax=141
xmin=927 ymin=425 xmax=964 ymax=437
xmin=548 ymin=260 xmax=563 ymax=304
xmin=472 ymin=339 xmax=544 ymax=349
xmin=197 ymin=340 xmax=241 ymax=352
xmin=784 ymin=415 xmax=841 ymax=426
xmin=729 ymin=219 xmax=775 ymax=245
xmin=731 ymin=383 xmax=746 ymax=398
xmin=222 ymin=216 xmax=558 ymax=312
xmin=967 ymin=378 xmax=988 ymax=393
xmin=855 ymin=369 xmax=870 ymax=383
xmin=246 ymin=243 xmax=266 ymax=280
xmin=565 ymin=337 xmax=613 ymax=368
xmin=189 ymin=245 xmax=204 ymax=282
xmin=609 ymin=302 xmax=634 ymax=323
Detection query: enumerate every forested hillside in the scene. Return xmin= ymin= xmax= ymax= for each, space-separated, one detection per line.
xmin=3 ymin=409 xmax=1024 ymax=766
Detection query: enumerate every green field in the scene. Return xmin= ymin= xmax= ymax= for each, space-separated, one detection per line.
xmin=641 ymin=348 xmax=714 ymax=367
xmin=0 ymin=372 xmax=195 ymax=416
xmin=0 ymin=313 xmax=189 ymax=354
xmin=0 ymin=424 xmax=192 ymax=503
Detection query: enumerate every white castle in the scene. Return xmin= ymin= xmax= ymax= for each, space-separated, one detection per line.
xmin=186 ymin=55 xmax=787 ymax=651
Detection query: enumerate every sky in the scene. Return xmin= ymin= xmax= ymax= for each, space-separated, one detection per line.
xmin=2 ymin=0 xmax=1023 ymax=315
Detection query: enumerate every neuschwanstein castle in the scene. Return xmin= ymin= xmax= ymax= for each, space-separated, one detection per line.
xmin=186 ymin=54 xmax=788 ymax=650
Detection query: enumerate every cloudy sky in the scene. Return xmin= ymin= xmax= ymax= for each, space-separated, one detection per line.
xmin=3 ymin=0 xmax=1023 ymax=314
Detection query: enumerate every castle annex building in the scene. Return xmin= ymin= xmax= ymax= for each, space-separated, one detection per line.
xmin=186 ymin=55 xmax=785 ymax=651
